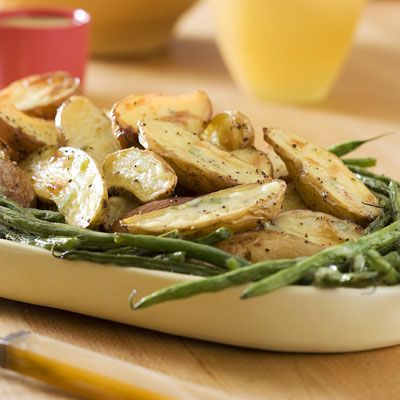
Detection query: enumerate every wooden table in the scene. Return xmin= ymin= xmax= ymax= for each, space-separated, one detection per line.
xmin=1 ymin=1 xmax=400 ymax=399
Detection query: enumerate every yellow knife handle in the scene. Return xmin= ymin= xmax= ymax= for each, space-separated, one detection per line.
xmin=0 ymin=331 xmax=231 ymax=400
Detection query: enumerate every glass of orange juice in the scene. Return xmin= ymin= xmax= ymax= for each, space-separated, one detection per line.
xmin=212 ymin=0 xmax=366 ymax=104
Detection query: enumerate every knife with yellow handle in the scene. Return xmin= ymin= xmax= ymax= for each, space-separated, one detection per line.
xmin=0 ymin=331 xmax=236 ymax=400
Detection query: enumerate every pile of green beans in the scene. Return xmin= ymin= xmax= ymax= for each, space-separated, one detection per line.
xmin=129 ymin=134 xmax=400 ymax=309
xmin=0 ymin=198 xmax=246 ymax=276
xmin=1 ymin=133 xmax=400 ymax=310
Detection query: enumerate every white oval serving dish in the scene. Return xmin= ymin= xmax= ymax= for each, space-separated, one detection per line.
xmin=1 ymin=239 xmax=400 ymax=353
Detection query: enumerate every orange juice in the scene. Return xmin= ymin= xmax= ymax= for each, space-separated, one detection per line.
xmin=213 ymin=0 xmax=366 ymax=103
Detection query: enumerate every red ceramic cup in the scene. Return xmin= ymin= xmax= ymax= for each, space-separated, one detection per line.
xmin=0 ymin=8 xmax=90 ymax=88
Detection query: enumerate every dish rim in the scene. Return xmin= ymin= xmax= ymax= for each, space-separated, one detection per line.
xmin=2 ymin=237 xmax=400 ymax=297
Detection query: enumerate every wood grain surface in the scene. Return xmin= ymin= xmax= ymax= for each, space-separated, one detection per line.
xmin=1 ymin=1 xmax=400 ymax=399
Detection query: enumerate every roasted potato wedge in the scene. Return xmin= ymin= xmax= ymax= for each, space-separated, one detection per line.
xmin=264 ymin=128 xmax=381 ymax=225
xmin=0 ymin=103 xmax=60 ymax=156
xmin=20 ymin=147 xmax=107 ymax=228
xmin=103 ymin=196 xmax=140 ymax=231
xmin=19 ymin=146 xmax=58 ymax=202
xmin=138 ymin=118 xmax=268 ymax=193
xmin=231 ymin=146 xmax=273 ymax=176
xmin=122 ymin=180 xmax=286 ymax=236
xmin=55 ymin=96 xmax=119 ymax=166
xmin=0 ymin=71 xmax=80 ymax=119
xmin=281 ymin=182 xmax=308 ymax=212
xmin=111 ymin=91 xmax=212 ymax=148
xmin=269 ymin=210 xmax=364 ymax=246
xmin=200 ymin=111 xmax=254 ymax=151
xmin=103 ymin=147 xmax=177 ymax=202
xmin=111 ymin=196 xmax=193 ymax=233
xmin=218 ymin=231 xmax=326 ymax=262
xmin=0 ymin=159 xmax=36 ymax=207
xmin=262 ymin=143 xmax=289 ymax=179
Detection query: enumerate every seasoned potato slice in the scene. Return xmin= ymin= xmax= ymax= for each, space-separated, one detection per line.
xmin=111 ymin=197 xmax=193 ymax=233
xmin=20 ymin=147 xmax=107 ymax=228
xmin=122 ymin=180 xmax=286 ymax=236
xmin=55 ymin=96 xmax=119 ymax=166
xmin=0 ymin=159 xmax=36 ymax=207
xmin=0 ymin=103 xmax=60 ymax=156
xmin=0 ymin=72 xmax=80 ymax=119
xmin=269 ymin=210 xmax=363 ymax=246
xmin=281 ymin=182 xmax=308 ymax=212
xmin=200 ymin=111 xmax=254 ymax=151
xmin=19 ymin=146 xmax=58 ymax=202
xmin=103 ymin=147 xmax=177 ymax=202
xmin=138 ymin=118 xmax=268 ymax=194
xmin=111 ymin=91 xmax=212 ymax=148
xmin=231 ymin=146 xmax=273 ymax=176
xmin=263 ymin=143 xmax=289 ymax=179
xmin=103 ymin=196 xmax=140 ymax=231
xmin=264 ymin=128 xmax=381 ymax=225
xmin=218 ymin=231 xmax=326 ymax=262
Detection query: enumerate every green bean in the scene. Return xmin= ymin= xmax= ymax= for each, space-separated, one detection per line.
xmin=347 ymin=165 xmax=397 ymax=186
xmin=352 ymin=174 xmax=389 ymax=196
xmin=55 ymin=250 xmax=223 ymax=277
xmin=342 ymin=157 xmax=377 ymax=168
xmin=155 ymin=251 xmax=186 ymax=263
xmin=241 ymin=222 xmax=400 ymax=299
xmin=313 ymin=267 xmax=378 ymax=288
xmin=365 ymin=249 xmax=400 ymax=285
xmin=0 ymin=203 xmax=247 ymax=270
xmin=0 ymin=206 xmax=117 ymax=248
xmin=328 ymin=133 xmax=392 ymax=157
xmin=389 ymin=181 xmax=400 ymax=220
xmin=0 ymin=195 xmax=64 ymax=222
xmin=1 ymin=227 xmax=82 ymax=250
xmin=351 ymin=254 xmax=367 ymax=272
xmin=0 ymin=196 xmax=30 ymax=214
xmin=377 ymin=195 xmax=390 ymax=210
xmin=114 ymin=233 xmax=248 ymax=270
xmin=363 ymin=213 xmax=392 ymax=235
xmin=384 ymin=251 xmax=400 ymax=271
xmin=105 ymin=246 xmax=151 ymax=256
xmin=193 ymin=227 xmax=232 ymax=245
xmin=132 ymin=258 xmax=301 ymax=309
xmin=29 ymin=209 xmax=65 ymax=223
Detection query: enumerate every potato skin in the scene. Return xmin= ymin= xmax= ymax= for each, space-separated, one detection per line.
xmin=110 ymin=197 xmax=194 ymax=233
xmin=111 ymin=91 xmax=212 ymax=148
xmin=0 ymin=103 xmax=60 ymax=156
xmin=0 ymin=71 xmax=80 ymax=119
xmin=218 ymin=231 xmax=326 ymax=262
xmin=200 ymin=111 xmax=254 ymax=151
xmin=264 ymin=128 xmax=381 ymax=226
xmin=0 ymin=159 xmax=36 ymax=207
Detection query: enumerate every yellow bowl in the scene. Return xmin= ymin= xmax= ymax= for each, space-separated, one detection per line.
xmin=0 ymin=0 xmax=196 ymax=56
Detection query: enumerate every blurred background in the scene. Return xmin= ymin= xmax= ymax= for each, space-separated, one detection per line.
xmin=0 ymin=0 xmax=399 ymax=170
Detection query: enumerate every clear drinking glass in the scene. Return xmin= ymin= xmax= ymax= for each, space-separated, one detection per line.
xmin=212 ymin=0 xmax=366 ymax=104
